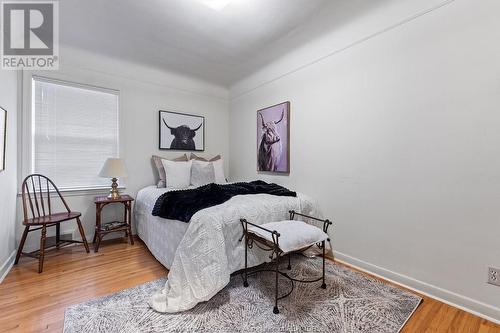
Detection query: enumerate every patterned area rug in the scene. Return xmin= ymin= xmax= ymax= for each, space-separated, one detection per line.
xmin=64 ymin=257 xmax=421 ymax=333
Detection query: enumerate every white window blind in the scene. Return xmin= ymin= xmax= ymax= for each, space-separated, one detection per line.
xmin=32 ymin=77 xmax=119 ymax=190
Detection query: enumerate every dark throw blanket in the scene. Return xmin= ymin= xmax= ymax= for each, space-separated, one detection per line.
xmin=152 ymin=180 xmax=297 ymax=222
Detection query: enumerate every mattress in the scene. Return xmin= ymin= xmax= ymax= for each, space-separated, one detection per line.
xmin=134 ymin=185 xmax=192 ymax=269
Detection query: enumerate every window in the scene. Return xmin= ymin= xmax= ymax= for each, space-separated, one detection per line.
xmin=32 ymin=77 xmax=119 ymax=190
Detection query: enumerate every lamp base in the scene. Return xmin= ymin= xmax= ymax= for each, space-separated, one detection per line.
xmin=108 ymin=178 xmax=120 ymax=199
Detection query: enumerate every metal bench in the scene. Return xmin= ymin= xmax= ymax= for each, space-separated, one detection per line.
xmin=240 ymin=210 xmax=333 ymax=314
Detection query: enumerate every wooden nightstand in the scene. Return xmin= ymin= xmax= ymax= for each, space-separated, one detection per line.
xmin=93 ymin=195 xmax=134 ymax=252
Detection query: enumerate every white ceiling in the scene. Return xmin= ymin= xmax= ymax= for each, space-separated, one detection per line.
xmin=60 ymin=0 xmax=388 ymax=86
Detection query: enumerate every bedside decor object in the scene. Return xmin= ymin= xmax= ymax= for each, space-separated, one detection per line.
xmin=159 ymin=110 xmax=204 ymax=151
xmin=0 ymin=107 xmax=6 ymax=172
xmin=99 ymin=158 xmax=128 ymax=199
xmin=93 ymin=195 xmax=134 ymax=252
xmin=257 ymin=101 xmax=290 ymax=173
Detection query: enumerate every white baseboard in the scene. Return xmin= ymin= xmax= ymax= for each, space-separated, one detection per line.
xmin=333 ymin=250 xmax=500 ymax=324
xmin=0 ymin=250 xmax=16 ymax=284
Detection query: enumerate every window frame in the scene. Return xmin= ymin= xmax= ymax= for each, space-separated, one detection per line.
xmin=21 ymin=73 xmax=124 ymax=193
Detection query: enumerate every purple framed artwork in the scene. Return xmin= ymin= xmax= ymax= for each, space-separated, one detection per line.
xmin=257 ymin=101 xmax=290 ymax=173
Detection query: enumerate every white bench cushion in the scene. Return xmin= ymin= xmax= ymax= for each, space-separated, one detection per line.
xmin=248 ymin=220 xmax=328 ymax=254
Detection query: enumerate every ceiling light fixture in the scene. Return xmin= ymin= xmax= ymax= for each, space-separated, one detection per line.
xmin=199 ymin=0 xmax=234 ymax=11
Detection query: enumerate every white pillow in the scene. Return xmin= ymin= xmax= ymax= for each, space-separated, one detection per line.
xmin=161 ymin=159 xmax=193 ymax=189
xmin=248 ymin=220 xmax=328 ymax=253
xmin=191 ymin=160 xmax=215 ymax=187
xmin=211 ymin=158 xmax=227 ymax=184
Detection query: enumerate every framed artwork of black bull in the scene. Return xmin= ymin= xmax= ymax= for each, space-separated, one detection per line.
xmin=159 ymin=110 xmax=205 ymax=151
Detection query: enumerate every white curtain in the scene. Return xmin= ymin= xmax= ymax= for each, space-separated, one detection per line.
xmin=33 ymin=78 xmax=119 ymax=189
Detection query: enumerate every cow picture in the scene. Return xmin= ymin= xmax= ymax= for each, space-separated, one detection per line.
xmin=257 ymin=102 xmax=290 ymax=173
xmin=159 ymin=110 xmax=204 ymax=151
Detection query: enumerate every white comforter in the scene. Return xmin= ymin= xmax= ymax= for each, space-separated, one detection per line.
xmin=150 ymin=191 xmax=319 ymax=313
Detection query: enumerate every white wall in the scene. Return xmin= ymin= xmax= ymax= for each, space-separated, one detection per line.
xmin=17 ymin=46 xmax=230 ymax=251
xmin=229 ymin=0 xmax=500 ymax=322
xmin=0 ymin=71 xmax=18 ymax=281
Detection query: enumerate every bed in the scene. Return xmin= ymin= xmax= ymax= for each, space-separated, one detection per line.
xmin=134 ymin=184 xmax=320 ymax=313
xmin=135 ymin=186 xmax=191 ymax=269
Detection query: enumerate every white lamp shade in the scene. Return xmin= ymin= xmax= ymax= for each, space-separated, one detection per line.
xmin=99 ymin=158 xmax=128 ymax=178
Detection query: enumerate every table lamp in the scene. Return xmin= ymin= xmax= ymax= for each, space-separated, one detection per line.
xmin=99 ymin=158 xmax=128 ymax=199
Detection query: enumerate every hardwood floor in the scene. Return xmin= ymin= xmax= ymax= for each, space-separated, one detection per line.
xmin=0 ymin=238 xmax=166 ymax=333
xmin=0 ymin=238 xmax=498 ymax=333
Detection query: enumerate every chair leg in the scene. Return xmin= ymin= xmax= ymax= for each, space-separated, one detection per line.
xmin=273 ymin=252 xmax=280 ymax=314
xmin=39 ymin=226 xmax=47 ymax=273
xmin=15 ymin=226 xmax=29 ymax=265
xmin=243 ymin=234 xmax=249 ymax=287
xmin=76 ymin=217 xmax=90 ymax=253
xmin=321 ymin=240 xmax=327 ymax=289
xmin=287 ymin=253 xmax=292 ymax=270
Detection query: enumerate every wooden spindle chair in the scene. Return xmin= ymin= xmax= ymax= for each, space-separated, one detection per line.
xmin=15 ymin=174 xmax=90 ymax=273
